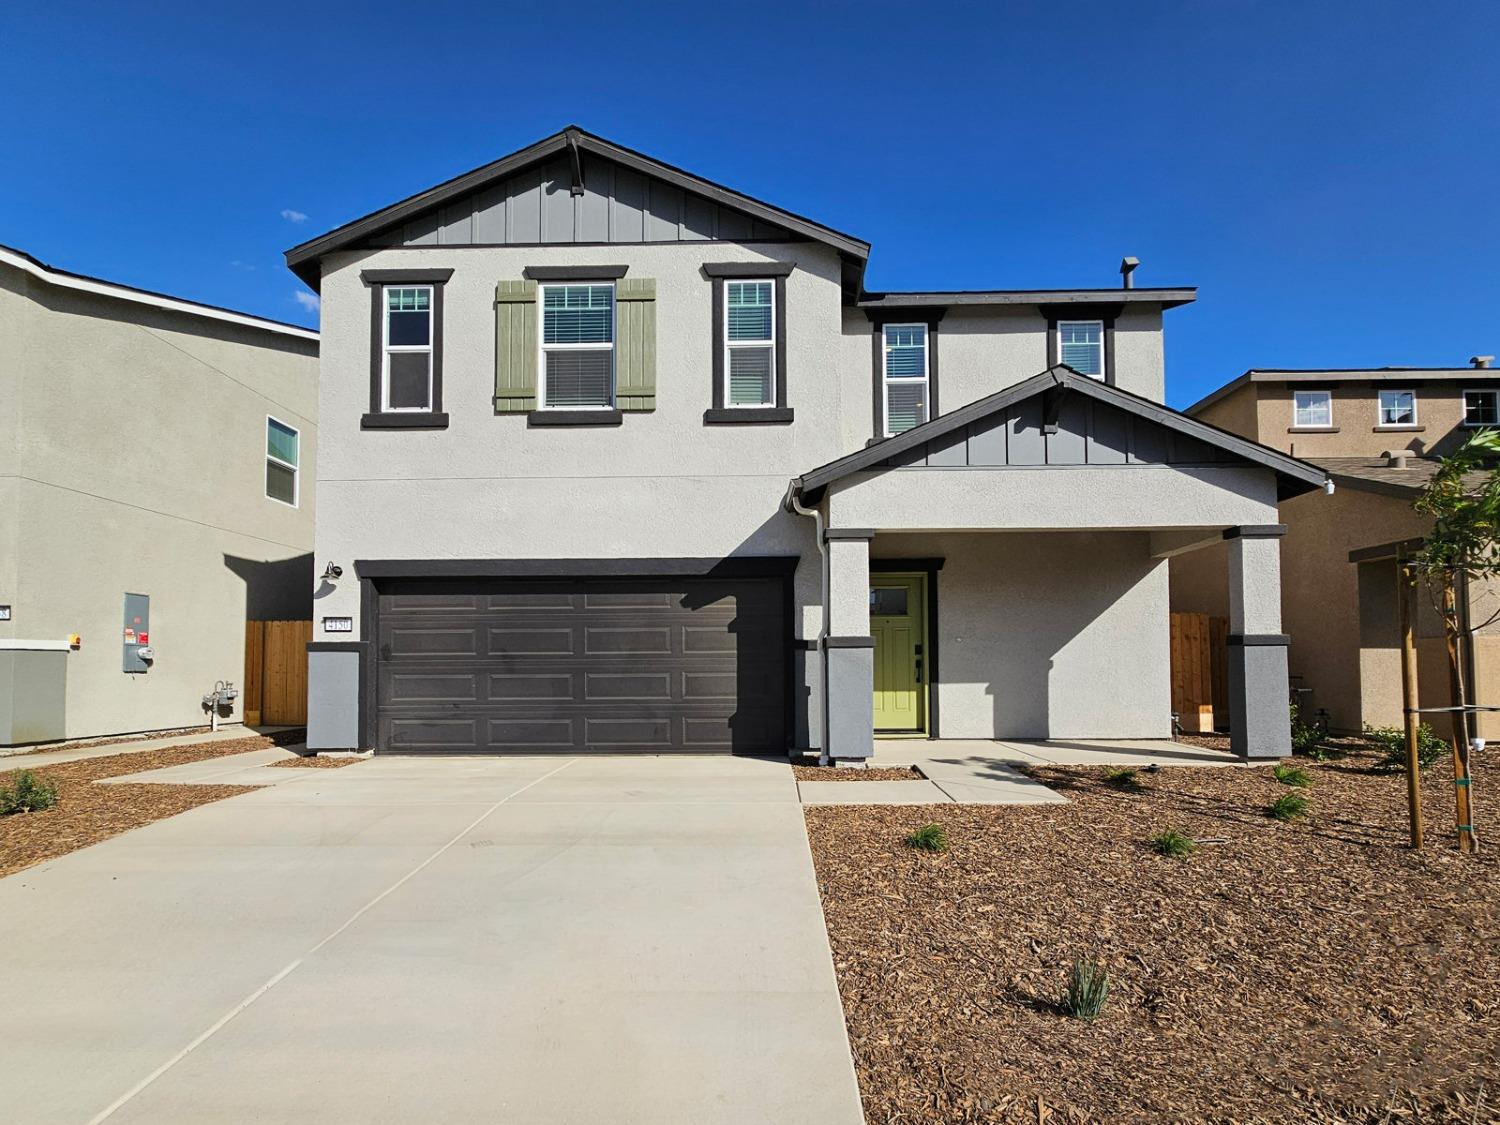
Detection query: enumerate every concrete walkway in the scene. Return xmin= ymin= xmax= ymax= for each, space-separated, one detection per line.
xmin=0 ymin=755 xmax=862 ymax=1125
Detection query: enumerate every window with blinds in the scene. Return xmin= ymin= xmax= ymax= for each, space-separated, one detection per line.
xmin=265 ymin=417 xmax=299 ymax=506
xmin=1378 ymin=389 xmax=1416 ymax=427
xmin=1058 ymin=320 xmax=1103 ymax=378
xmin=883 ymin=323 xmax=928 ymax=436
xmin=383 ymin=286 xmax=433 ymax=410
xmin=725 ymin=280 xmax=775 ymax=406
xmin=541 ymin=283 xmax=615 ymax=408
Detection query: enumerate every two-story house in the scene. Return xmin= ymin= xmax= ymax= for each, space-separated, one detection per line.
xmin=0 ymin=242 xmax=318 ymax=746
xmin=286 ymin=126 xmax=1324 ymax=762
xmin=1172 ymin=362 xmax=1500 ymax=736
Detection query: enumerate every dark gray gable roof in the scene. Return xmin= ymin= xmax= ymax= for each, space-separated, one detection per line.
xmin=285 ymin=126 xmax=870 ymax=289
xmin=790 ymin=366 xmax=1328 ymax=503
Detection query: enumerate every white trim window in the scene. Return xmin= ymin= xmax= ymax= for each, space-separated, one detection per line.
xmin=725 ymin=280 xmax=775 ymax=407
xmin=1378 ymin=388 xmax=1417 ymax=427
xmin=1058 ymin=319 xmax=1104 ymax=379
xmin=1464 ymin=389 xmax=1499 ymax=428
xmin=265 ymin=417 xmax=299 ymax=507
xmin=539 ymin=283 xmax=615 ymax=408
xmin=382 ymin=285 xmax=434 ymax=411
xmin=1293 ymin=389 xmax=1333 ymax=429
xmin=883 ymin=323 xmax=929 ymax=436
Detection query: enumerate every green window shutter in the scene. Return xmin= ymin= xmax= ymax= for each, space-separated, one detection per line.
xmin=614 ymin=278 xmax=656 ymax=412
xmin=494 ymin=280 xmax=538 ymax=413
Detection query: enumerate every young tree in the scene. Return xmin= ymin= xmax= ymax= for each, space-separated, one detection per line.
xmin=1410 ymin=429 xmax=1500 ymax=853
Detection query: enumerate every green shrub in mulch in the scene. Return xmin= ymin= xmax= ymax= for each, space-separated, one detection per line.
xmin=1101 ymin=767 xmax=1143 ymax=791
xmin=1150 ymin=828 xmax=1197 ymax=858
xmin=1364 ymin=722 xmax=1448 ymax=772
xmin=1269 ymin=792 xmax=1310 ymax=822
xmin=1060 ymin=958 xmax=1110 ymax=1021
xmin=0 ymin=770 xmax=58 ymax=815
xmin=904 ymin=823 xmax=949 ymax=852
xmin=1272 ymin=763 xmax=1313 ymax=788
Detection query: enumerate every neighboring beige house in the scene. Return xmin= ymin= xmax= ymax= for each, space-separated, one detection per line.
xmin=1172 ymin=363 xmax=1500 ymax=736
xmin=286 ymin=126 xmax=1324 ymax=762
xmin=0 ymin=243 xmax=319 ymax=746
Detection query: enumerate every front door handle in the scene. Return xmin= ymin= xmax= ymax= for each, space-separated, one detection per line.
xmin=914 ymin=660 xmax=923 ymax=683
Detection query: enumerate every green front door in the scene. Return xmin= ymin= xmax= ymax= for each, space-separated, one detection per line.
xmin=871 ymin=575 xmax=925 ymax=733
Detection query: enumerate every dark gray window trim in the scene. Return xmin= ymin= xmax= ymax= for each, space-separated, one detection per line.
xmin=522 ymin=264 xmax=628 ymax=280
xmin=362 ymin=269 xmax=453 ymax=429
xmin=867 ymin=309 xmax=944 ymax=440
xmin=705 ymin=267 xmax=793 ymax=424
xmin=870 ymin=557 xmax=944 ymax=738
xmin=1040 ymin=302 xmax=1121 ymax=386
xmin=527 ymin=408 xmax=623 ymax=427
xmin=701 ymin=261 xmax=796 ymax=278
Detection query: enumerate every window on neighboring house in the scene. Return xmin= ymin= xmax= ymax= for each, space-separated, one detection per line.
xmin=540 ymin=283 xmax=614 ymax=408
xmin=725 ymin=280 xmax=775 ymax=407
xmin=1465 ymin=389 xmax=1499 ymax=427
xmin=1058 ymin=320 xmax=1104 ymax=378
xmin=1378 ymin=388 xmax=1417 ymax=427
xmin=383 ymin=286 xmax=434 ymax=410
xmin=266 ymin=417 xmax=299 ymax=506
xmin=1293 ymin=389 xmax=1333 ymax=428
xmin=883 ymin=323 xmax=929 ymax=436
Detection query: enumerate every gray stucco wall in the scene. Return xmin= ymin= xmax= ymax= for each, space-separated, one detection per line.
xmin=0 ymin=260 xmax=318 ymax=743
xmin=875 ymin=531 xmax=1173 ymax=739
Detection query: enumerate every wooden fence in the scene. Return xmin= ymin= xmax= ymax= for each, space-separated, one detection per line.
xmin=1170 ymin=612 xmax=1228 ymax=732
xmin=243 ymin=620 xmax=312 ymax=726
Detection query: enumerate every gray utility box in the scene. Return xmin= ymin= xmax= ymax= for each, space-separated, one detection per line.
xmin=123 ymin=592 xmax=152 ymax=673
xmin=0 ymin=648 xmax=68 ymax=745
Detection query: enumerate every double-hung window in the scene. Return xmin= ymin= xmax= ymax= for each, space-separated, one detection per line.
xmin=265 ymin=417 xmax=299 ymax=507
xmin=725 ymin=280 xmax=775 ymax=407
xmin=883 ymin=324 xmax=929 ymax=436
xmin=383 ymin=286 xmax=434 ymax=411
xmin=540 ymin=283 xmax=615 ymax=409
xmin=1293 ymin=389 xmax=1333 ymax=428
xmin=1465 ymin=389 xmax=1498 ymax=428
xmin=1378 ymin=388 xmax=1416 ymax=427
xmin=1058 ymin=320 xmax=1104 ymax=378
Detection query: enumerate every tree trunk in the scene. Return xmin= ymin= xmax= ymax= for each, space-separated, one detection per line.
xmin=1442 ymin=577 xmax=1479 ymax=853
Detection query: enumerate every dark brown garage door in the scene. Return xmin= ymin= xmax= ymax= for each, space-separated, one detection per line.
xmin=374 ymin=577 xmax=786 ymax=754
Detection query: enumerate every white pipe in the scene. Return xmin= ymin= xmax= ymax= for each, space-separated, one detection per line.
xmin=785 ymin=482 xmax=830 ymax=765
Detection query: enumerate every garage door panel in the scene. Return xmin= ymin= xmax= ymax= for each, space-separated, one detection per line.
xmin=376 ymin=576 xmax=786 ymax=754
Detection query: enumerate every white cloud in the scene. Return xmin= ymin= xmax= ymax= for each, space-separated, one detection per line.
xmin=293 ymin=291 xmax=321 ymax=314
xmin=280 ymin=209 xmax=308 ymax=224
xmin=229 ymin=259 xmax=255 ymax=271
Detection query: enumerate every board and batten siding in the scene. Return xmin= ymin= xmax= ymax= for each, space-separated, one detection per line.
xmin=369 ymin=155 xmax=796 ymax=249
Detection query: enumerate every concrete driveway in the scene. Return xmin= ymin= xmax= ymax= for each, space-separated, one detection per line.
xmin=0 ymin=755 xmax=863 ymax=1125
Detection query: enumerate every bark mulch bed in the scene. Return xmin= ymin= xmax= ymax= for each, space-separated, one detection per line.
xmin=0 ymin=734 xmax=290 ymax=878
xmin=806 ymin=745 xmax=1500 ymax=1123
xmin=793 ymin=765 xmax=926 ymax=782
xmin=268 ymin=754 xmax=364 ymax=769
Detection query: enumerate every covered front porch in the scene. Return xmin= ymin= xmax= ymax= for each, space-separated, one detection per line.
xmin=786 ymin=367 xmax=1329 ymax=764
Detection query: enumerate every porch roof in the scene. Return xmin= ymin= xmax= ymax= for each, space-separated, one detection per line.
xmin=787 ymin=366 xmax=1329 ymax=506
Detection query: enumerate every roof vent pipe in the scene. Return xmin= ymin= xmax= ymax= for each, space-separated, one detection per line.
xmin=1386 ymin=450 xmax=1410 ymax=469
xmin=1472 ymin=355 xmax=1495 ymax=369
xmin=1120 ymin=256 xmax=1140 ymax=289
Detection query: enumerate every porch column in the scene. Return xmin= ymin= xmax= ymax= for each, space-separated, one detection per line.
xmin=1226 ymin=524 xmax=1292 ymax=759
xmin=825 ymin=528 xmax=875 ymax=762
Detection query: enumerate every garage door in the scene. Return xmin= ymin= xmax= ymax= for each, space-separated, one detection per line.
xmin=374 ymin=577 xmax=786 ymax=754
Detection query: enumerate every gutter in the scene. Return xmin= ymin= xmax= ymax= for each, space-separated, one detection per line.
xmin=784 ymin=479 xmax=830 ymax=764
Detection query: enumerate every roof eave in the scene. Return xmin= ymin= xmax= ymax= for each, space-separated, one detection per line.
xmin=857 ymin=288 xmax=1197 ymax=310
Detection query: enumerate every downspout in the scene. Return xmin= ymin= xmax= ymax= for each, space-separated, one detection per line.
xmin=785 ymin=479 xmax=831 ymax=765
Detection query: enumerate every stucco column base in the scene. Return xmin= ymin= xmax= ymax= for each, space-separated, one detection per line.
xmin=1228 ymin=639 xmax=1292 ymax=760
xmin=307 ymin=646 xmax=364 ymax=750
xmin=825 ymin=642 xmax=874 ymax=761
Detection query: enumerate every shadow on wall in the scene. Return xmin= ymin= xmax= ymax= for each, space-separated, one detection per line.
xmin=223 ymin=553 xmax=314 ymax=620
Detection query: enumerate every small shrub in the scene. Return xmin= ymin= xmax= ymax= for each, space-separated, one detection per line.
xmin=1269 ymin=792 xmax=1310 ymax=822
xmin=904 ymin=823 xmax=949 ymax=852
xmin=1101 ymin=766 xmax=1142 ymax=791
xmin=1272 ymin=763 xmax=1313 ymax=788
xmin=1289 ymin=703 xmax=1332 ymax=757
xmin=1150 ymin=829 xmax=1196 ymax=858
xmin=1364 ymin=722 xmax=1447 ymax=772
xmin=1060 ymin=958 xmax=1110 ymax=1021
xmin=0 ymin=770 xmax=59 ymax=816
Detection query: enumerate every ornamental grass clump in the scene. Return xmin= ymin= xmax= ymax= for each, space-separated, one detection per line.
xmin=0 ymin=770 xmax=58 ymax=816
xmin=1060 ymin=958 xmax=1110 ymax=1022
xmin=1150 ymin=828 xmax=1196 ymax=858
xmin=904 ymin=823 xmax=949 ymax=852
xmin=1272 ymin=763 xmax=1313 ymax=788
xmin=1101 ymin=767 xmax=1143 ymax=791
xmin=1269 ymin=792 xmax=1310 ymax=822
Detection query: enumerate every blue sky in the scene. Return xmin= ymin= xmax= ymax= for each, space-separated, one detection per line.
xmin=3 ymin=1 xmax=1495 ymax=408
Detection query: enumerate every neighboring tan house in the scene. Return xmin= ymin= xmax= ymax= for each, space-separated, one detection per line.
xmin=1172 ymin=362 xmax=1500 ymax=737
xmin=286 ymin=126 xmax=1325 ymax=761
xmin=0 ymin=243 xmax=319 ymax=746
